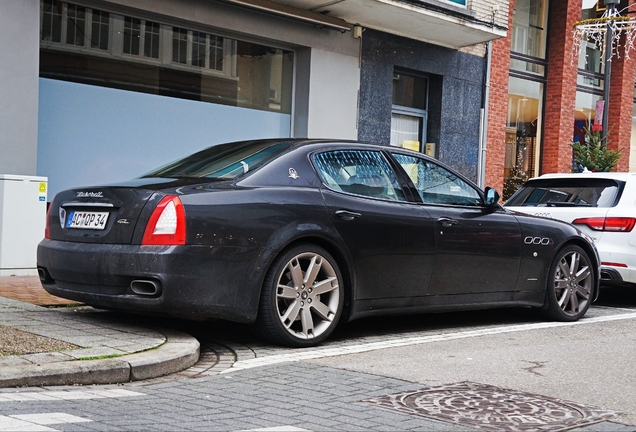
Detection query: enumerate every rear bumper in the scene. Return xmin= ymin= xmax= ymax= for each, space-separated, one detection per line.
xmin=36 ymin=239 xmax=267 ymax=322
xmin=596 ymin=240 xmax=636 ymax=286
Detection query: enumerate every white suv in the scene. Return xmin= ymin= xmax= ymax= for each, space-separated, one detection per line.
xmin=505 ymin=172 xmax=636 ymax=287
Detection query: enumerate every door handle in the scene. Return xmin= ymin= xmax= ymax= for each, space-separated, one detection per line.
xmin=437 ymin=217 xmax=459 ymax=227
xmin=335 ymin=210 xmax=361 ymax=221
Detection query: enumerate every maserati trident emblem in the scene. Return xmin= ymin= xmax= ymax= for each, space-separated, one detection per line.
xmin=288 ymin=168 xmax=299 ymax=179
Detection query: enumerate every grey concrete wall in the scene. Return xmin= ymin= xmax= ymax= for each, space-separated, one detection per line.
xmin=358 ymin=29 xmax=486 ymax=181
xmin=0 ymin=0 xmax=40 ymax=176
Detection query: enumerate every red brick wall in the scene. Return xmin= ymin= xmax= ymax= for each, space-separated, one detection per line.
xmin=542 ymin=0 xmax=581 ymax=174
xmin=484 ymin=1 xmax=513 ymax=193
xmin=607 ymin=0 xmax=636 ymax=171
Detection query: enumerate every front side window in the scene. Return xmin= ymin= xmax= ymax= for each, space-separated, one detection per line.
xmin=392 ymin=153 xmax=481 ymax=206
xmin=313 ymin=150 xmax=405 ymax=201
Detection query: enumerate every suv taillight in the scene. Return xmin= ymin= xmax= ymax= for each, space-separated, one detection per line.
xmin=573 ymin=217 xmax=636 ymax=232
xmin=142 ymin=196 xmax=186 ymax=245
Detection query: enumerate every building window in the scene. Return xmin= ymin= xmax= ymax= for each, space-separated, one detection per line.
xmin=172 ymin=27 xmax=188 ymax=64
xmin=65 ymin=4 xmax=85 ymax=46
xmin=144 ymin=22 xmax=160 ymax=59
xmin=172 ymin=28 xmax=224 ymax=71
xmin=41 ymin=0 xmax=62 ymax=43
xmin=123 ymin=17 xmax=140 ymax=55
xmin=390 ymin=71 xmax=429 ymax=153
xmin=121 ymin=18 xmax=159 ymax=59
xmin=40 ymin=0 xmax=293 ymax=114
xmin=90 ymin=10 xmax=110 ymax=50
xmin=511 ymin=0 xmax=548 ymax=59
xmin=40 ymin=0 xmax=109 ymax=51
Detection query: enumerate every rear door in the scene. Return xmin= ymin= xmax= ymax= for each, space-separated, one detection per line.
xmin=313 ymin=149 xmax=436 ymax=300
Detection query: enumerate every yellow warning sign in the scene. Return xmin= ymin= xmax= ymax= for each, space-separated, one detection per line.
xmin=39 ymin=182 xmax=47 ymax=193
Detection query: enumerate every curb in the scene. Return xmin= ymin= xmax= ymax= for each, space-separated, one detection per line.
xmin=0 ymin=328 xmax=200 ymax=388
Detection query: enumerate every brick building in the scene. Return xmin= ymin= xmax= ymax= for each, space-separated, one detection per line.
xmin=487 ymin=0 xmax=636 ymax=200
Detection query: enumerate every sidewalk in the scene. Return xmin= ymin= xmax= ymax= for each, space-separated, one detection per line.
xmin=0 ymin=276 xmax=199 ymax=388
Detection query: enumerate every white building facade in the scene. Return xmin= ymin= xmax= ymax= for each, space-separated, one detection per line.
xmin=1 ymin=0 xmax=507 ymax=198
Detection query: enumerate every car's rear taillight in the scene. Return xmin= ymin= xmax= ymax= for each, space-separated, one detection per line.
xmin=572 ymin=217 xmax=636 ymax=232
xmin=45 ymin=204 xmax=51 ymax=239
xmin=142 ymin=196 xmax=186 ymax=245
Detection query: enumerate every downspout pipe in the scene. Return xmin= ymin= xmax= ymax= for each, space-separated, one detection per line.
xmin=478 ymin=40 xmax=493 ymax=189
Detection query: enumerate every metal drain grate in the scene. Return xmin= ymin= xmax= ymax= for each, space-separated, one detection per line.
xmin=363 ymin=382 xmax=618 ymax=432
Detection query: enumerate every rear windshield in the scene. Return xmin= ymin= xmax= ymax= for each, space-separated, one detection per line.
xmin=505 ymin=178 xmax=624 ymax=208
xmin=142 ymin=141 xmax=292 ymax=180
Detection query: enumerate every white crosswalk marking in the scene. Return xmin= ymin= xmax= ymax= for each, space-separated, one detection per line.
xmin=0 ymin=413 xmax=91 ymax=431
xmin=0 ymin=390 xmax=144 ymax=431
xmin=242 ymin=427 xmax=311 ymax=432
xmin=9 ymin=413 xmax=91 ymax=426
xmin=0 ymin=388 xmax=144 ymax=402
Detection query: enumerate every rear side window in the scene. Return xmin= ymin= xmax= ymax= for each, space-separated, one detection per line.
xmin=313 ymin=150 xmax=406 ymax=201
xmin=143 ymin=141 xmax=292 ymax=180
xmin=505 ymin=178 xmax=623 ymax=208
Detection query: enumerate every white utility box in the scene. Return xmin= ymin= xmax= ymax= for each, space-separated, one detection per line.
xmin=0 ymin=175 xmax=48 ymax=276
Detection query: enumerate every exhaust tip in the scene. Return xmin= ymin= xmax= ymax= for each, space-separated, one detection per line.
xmin=37 ymin=267 xmax=54 ymax=283
xmin=130 ymin=279 xmax=161 ymax=296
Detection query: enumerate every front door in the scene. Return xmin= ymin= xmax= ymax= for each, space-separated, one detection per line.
xmin=389 ymin=151 xmax=522 ymax=296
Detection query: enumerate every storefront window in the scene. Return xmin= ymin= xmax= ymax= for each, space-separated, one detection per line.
xmin=574 ymin=91 xmax=602 ymax=147
xmin=505 ymin=0 xmax=548 ymax=200
xmin=39 ymin=0 xmax=293 ymax=114
xmin=504 ymin=77 xmax=544 ymax=200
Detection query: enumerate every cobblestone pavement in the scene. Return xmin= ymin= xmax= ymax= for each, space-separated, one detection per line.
xmin=0 ymin=361 xmax=633 ymax=432
xmin=1 ymin=280 xmax=635 ymax=431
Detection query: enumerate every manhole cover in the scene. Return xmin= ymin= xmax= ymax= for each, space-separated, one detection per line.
xmin=363 ymin=382 xmax=618 ymax=432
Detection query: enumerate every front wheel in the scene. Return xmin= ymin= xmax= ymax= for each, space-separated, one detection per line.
xmin=255 ymin=244 xmax=344 ymax=347
xmin=543 ymin=245 xmax=594 ymax=321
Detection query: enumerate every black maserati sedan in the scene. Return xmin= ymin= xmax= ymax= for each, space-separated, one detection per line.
xmin=38 ymin=139 xmax=600 ymax=347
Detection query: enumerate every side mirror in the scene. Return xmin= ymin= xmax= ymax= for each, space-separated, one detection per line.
xmin=484 ymin=187 xmax=501 ymax=207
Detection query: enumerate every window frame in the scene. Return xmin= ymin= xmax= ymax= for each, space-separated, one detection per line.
xmin=312 ymin=150 xmax=407 ymax=202
xmin=389 ymin=150 xmax=484 ymax=207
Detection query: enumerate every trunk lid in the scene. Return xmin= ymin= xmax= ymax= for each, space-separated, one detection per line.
xmin=47 ymin=178 xmax=202 ymax=244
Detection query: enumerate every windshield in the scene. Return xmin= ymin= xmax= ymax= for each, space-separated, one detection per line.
xmin=505 ymin=178 xmax=624 ymax=208
xmin=142 ymin=141 xmax=292 ymax=180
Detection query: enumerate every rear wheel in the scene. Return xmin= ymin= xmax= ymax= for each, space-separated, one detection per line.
xmin=543 ymin=245 xmax=594 ymax=321
xmin=255 ymin=244 xmax=344 ymax=347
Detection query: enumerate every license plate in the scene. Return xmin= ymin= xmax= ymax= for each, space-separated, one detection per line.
xmin=66 ymin=211 xmax=109 ymax=230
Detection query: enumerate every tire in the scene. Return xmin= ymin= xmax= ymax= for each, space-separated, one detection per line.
xmin=543 ymin=244 xmax=594 ymax=321
xmin=255 ymin=244 xmax=344 ymax=347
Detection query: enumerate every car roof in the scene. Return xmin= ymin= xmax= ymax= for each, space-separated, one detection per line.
xmin=531 ymin=172 xmax=636 ymax=181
